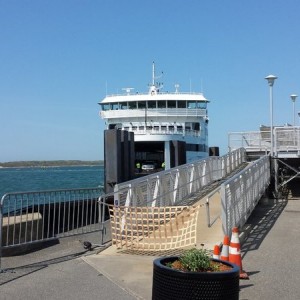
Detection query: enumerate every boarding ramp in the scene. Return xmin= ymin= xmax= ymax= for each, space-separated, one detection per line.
xmin=101 ymin=149 xmax=270 ymax=252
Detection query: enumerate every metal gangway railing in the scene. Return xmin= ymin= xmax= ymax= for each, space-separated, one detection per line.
xmin=112 ymin=148 xmax=246 ymax=207
xmin=220 ymin=155 xmax=270 ymax=235
xmin=228 ymin=126 xmax=300 ymax=157
xmin=100 ymin=148 xmax=270 ymax=250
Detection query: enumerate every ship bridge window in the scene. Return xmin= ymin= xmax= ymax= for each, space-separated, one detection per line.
xmin=177 ymin=101 xmax=186 ymax=108
xmin=112 ymin=103 xmax=119 ymax=110
xmin=197 ymin=102 xmax=207 ymax=109
xmin=167 ymin=100 xmax=176 ymax=108
xmin=148 ymin=101 xmax=156 ymax=109
xmin=101 ymin=103 xmax=111 ymax=111
xmin=158 ymin=101 xmax=166 ymax=108
xmin=187 ymin=101 xmax=196 ymax=109
xmin=138 ymin=101 xmax=146 ymax=109
xmin=120 ymin=102 xmax=128 ymax=109
xmin=129 ymin=102 xmax=137 ymax=109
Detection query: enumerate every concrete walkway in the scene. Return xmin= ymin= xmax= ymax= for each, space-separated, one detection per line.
xmin=1 ymin=197 xmax=299 ymax=299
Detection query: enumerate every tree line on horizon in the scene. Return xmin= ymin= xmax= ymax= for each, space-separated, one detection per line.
xmin=0 ymin=160 xmax=104 ymax=168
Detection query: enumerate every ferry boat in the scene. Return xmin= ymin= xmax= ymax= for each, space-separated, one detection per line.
xmin=98 ymin=63 xmax=210 ymax=172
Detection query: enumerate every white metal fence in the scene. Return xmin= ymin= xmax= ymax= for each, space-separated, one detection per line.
xmin=112 ymin=148 xmax=246 ymax=207
xmin=228 ymin=126 xmax=300 ymax=155
xmin=221 ymin=155 xmax=270 ymax=235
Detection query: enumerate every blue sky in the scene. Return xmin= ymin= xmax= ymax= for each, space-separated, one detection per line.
xmin=1 ymin=0 xmax=300 ymax=162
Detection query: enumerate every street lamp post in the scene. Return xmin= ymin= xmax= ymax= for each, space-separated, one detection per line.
xmin=265 ymin=75 xmax=278 ymax=156
xmin=290 ymin=94 xmax=298 ymax=126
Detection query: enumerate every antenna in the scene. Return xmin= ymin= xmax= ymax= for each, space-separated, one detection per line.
xmin=200 ymin=78 xmax=203 ymax=93
xmin=175 ymin=84 xmax=180 ymax=93
xmin=152 ymin=61 xmax=155 ymax=86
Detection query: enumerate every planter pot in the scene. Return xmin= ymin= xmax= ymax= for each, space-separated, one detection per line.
xmin=152 ymin=256 xmax=239 ymax=300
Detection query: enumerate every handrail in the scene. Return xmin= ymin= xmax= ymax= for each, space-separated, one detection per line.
xmin=221 ymin=155 xmax=270 ymax=235
xmin=113 ymin=148 xmax=246 ymax=208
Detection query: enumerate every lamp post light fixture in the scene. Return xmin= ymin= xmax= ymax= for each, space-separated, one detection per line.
xmin=290 ymin=94 xmax=298 ymax=126
xmin=265 ymin=75 xmax=278 ymax=156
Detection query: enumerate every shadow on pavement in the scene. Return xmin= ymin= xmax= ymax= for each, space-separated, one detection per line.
xmin=241 ymin=198 xmax=288 ymax=257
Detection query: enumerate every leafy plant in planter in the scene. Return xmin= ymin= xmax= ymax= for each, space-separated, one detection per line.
xmin=152 ymin=248 xmax=240 ymax=300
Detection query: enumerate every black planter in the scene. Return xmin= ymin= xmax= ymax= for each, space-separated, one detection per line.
xmin=152 ymin=256 xmax=239 ymax=300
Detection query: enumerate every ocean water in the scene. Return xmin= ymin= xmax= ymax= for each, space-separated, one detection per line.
xmin=0 ymin=165 xmax=104 ymax=199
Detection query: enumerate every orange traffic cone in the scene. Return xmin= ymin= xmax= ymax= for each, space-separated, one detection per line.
xmin=229 ymin=227 xmax=249 ymax=280
xmin=213 ymin=244 xmax=220 ymax=259
xmin=220 ymin=235 xmax=230 ymax=261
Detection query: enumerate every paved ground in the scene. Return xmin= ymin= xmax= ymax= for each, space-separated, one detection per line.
xmin=1 ymin=196 xmax=299 ymax=299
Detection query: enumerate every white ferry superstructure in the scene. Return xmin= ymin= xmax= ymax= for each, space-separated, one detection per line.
xmin=98 ymin=63 xmax=209 ymax=170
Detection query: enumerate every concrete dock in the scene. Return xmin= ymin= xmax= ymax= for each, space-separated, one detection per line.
xmin=1 ymin=196 xmax=299 ymax=299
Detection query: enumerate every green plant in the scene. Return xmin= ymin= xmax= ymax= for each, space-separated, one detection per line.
xmin=179 ymin=248 xmax=212 ymax=272
xmin=166 ymin=248 xmax=224 ymax=272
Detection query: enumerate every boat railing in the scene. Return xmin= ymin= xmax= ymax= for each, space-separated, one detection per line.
xmin=104 ymin=91 xmax=205 ymax=97
xmin=132 ymin=127 xmax=201 ymax=137
xmin=100 ymin=108 xmax=208 ymax=119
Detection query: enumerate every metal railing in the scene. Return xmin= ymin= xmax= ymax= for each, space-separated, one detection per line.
xmin=228 ymin=127 xmax=300 ymax=155
xmin=274 ymin=126 xmax=300 ymax=152
xmin=221 ymin=155 xmax=270 ymax=235
xmin=112 ymin=148 xmax=246 ymax=208
xmin=100 ymin=108 xmax=208 ymax=119
xmin=0 ymin=187 xmax=104 ymax=269
xmin=228 ymin=131 xmax=270 ymax=152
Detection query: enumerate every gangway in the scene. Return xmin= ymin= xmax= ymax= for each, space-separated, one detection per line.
xmin=228 ymin=126 xmax=300 ymax=197
xmin=99 ymin=148 xmax=270 ymax=251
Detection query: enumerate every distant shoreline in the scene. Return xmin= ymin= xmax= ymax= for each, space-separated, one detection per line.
xmin=0 ymin=160 xmax=104 ymax=168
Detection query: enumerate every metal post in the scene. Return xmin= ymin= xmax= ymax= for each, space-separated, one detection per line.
xmin=265 ymin=75 xmax=278 ymax=196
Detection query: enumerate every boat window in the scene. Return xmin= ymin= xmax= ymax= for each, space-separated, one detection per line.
xmin=169 ymin=126 xmax=174 ymax=131
xmin=197 ymin=102 xmax=207 ymax=109
xmin=192 ymin=123 xmax=200 ymax=131
xmin=120 ymin=102 xmax=128 ymax=109
xmin=154 ymin=126 xmax=159 ymax=131
xmin=132 ymin=126 xmax=137 ymax=130
xmin=112 ymin=103 xmax=119 ymax=110
xmin=167 ymin=100 xmax=176 ymax=108
xmin=139 ymin=126 xmax=144 ymax=130
xmin=128 ymin=102 xmax=137 ymax=109
xmin=158 ymin=101 xmax=166 ymax=108
xmin=138 ymin=101 xmax=146 ymax=109
xmin=148 ymin=101 xmax=156 ymax=109
xmin=177 ymin=101 xmax=186 ymax=108
xmin=101 ymin=103 xmax=111 ymax=111
xmin=161 ymin=126 xmax=167 ymax=131
xmin=177 ymin=125 xmax=183 ymax=132
xmin=187 ymin=101 xmax=196 ymax=109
